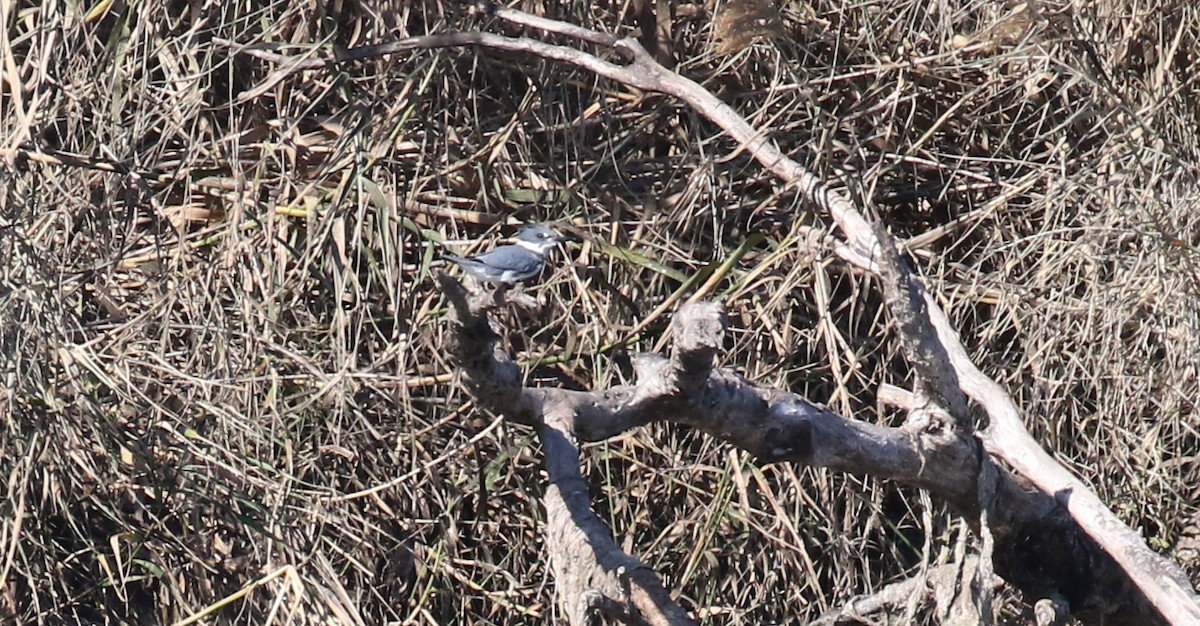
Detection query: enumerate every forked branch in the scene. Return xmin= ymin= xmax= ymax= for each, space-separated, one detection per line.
xmin=224 ymin=6 xmax=1200 ymax=625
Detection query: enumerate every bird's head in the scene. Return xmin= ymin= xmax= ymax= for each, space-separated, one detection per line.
xmin=513 ymin=224 xmax=564 ymax=255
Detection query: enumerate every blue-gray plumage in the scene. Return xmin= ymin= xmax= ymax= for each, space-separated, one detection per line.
xmin=443 ymin=224 xmax=564 ymax=285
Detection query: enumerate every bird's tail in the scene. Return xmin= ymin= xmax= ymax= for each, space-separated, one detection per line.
xmin=440 ymin=253 xmax=467 ymax=266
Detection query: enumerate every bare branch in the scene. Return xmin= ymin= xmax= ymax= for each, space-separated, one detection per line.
xmin=541 ymin=400 xmax=695 ymax=626
xmin=417 ymin=13 xmax=1200 ymax=624
xmin=229 ymin=10 xmax=1200 ymax=625
xmin=438 ymin=273 xmax=694 ymax=625
xmin=868 ymin=220 xmax=970 ymax=432
xmin=811 ymin=556 xmax=996 ymax=626
xmin=483 ymin=2 xmax=621 ymax=47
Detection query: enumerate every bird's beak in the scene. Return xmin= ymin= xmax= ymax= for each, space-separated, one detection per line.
xmin=545 ymin=226 xmax=570 ymax=244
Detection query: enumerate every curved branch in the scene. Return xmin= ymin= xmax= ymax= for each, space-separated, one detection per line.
xmin=438 ymin=273 xmax=694 ymax=625
xmin=227 ymin=9 xmax=1200 ymax=625
xmin=466 ymin=10 xmax=1200 ymax=624
xmin=439 ymin=276 xmax=1133 ymax=624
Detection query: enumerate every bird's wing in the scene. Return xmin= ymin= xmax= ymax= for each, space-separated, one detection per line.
xmin=471 ymin=246 xmax=543 ymax=273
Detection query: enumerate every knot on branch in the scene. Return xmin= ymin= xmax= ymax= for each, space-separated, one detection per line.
xmin=671 ymin=301 xmax=726 ymax=382
xmin=753 ymin=399 xmax=816 ymax=462
xmin=629 ymin=353 xmax=673 ymax=401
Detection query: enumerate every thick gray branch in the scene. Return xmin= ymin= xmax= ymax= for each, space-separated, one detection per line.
xmin=439 ymin=274 xmax=694 ymax=625
xmin=541 ymin=400 xmax=695 ymax=626
xmin=229 ymin=11 xmax=1200 ymax=625
xmin=451 ymin=14 xmax=1199 ymax=624
xmin=869 ymin=221 xmax=970 ymax=432
xmin=441 ymin=275 xmax=1175 ymax=626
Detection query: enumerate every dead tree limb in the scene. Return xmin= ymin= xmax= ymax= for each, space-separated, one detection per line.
xmin=439 ymin=273 xmax=695 ymax=626
xmin=810 ymin=556 xmax=993 ymax=626
xmin=437 ymin=269 xmax=1161 ymax=625
xmin=222 ymin=7 xmax=1200 ymax=625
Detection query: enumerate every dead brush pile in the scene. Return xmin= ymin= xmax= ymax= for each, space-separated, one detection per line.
xmin=0 ymin=0 xmax=1197 ymax=623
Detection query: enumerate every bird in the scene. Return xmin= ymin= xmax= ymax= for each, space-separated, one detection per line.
xmin=442 ymin=224 xmax=564 ymax=285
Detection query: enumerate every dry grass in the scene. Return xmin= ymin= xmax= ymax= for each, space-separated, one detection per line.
xmin=1 ymin=0 xmax=1197 ymax=624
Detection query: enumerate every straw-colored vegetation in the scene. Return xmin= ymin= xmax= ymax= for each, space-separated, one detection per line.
xmin=1 ymin=0 xmax=1197 ymax=623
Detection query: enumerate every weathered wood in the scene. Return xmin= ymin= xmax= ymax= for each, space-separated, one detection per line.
xmin=229 ymin=7 xmax=1200 ymax=623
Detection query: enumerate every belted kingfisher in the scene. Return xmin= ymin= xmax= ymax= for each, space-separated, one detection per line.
xmin=442 ymin=224 xmax=564 ymax=285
